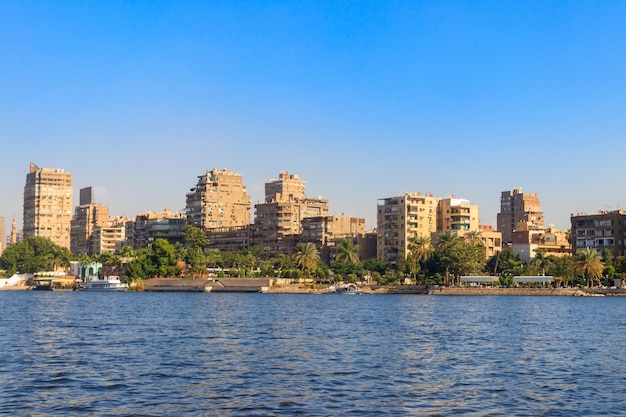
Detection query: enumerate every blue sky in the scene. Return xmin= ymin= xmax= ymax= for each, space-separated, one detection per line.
xmin=2 ymin=1 xmax=626 ymax=234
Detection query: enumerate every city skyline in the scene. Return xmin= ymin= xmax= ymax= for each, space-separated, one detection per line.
xmin=2 ymin=2 xmax=626 ymax=233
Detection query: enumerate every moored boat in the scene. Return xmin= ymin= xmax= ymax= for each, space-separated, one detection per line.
xmin=83 ymin=276 xmax=128 ymax=291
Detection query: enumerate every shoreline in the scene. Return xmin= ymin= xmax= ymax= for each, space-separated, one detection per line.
xmin=3 ymin=281 xmax=625 ymax=296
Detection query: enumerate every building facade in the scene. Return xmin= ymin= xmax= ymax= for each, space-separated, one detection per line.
xmin=497 ymin=188 xmax=544 ymax=245
xmin=23 ymin=163 xmax=73 ymax=248
xmin=300 ymin=215 xmax=366 ymax=262
xmin=377 ymin=192 xmax=439 ymax=265
xmin=571 ymin=210 xmax=626 ymax=259
xmin=128 ymin=210 xmax=186 ymax=249
xmin=253 ymin=171 xmax=329 ymax=255
xmin=185 ymin=168 xmax=251 ymax=230
xmin=70 ymin=187 xmax=109 ymax=255
xmin=437 ymin=196 xmax=479 ymax=233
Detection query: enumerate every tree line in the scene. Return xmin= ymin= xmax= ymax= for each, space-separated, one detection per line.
xmin=0 ymin=227 xmax=620 ymax=288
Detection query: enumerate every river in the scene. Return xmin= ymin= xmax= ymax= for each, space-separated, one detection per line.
xmin=1 ymin=292 xmax=625 ymax=416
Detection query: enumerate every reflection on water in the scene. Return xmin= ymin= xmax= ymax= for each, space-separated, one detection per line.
xmin=1 ymin=292 xmax=625 ymax=416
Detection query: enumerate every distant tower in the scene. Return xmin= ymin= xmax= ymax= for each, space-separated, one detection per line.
xmin=23 ymin=163 xmax=74 ymax=248
xmin=10 ymin=216 xmax=17 ymax=245
xmin=497 ymin=188 xmax=544 ymax=245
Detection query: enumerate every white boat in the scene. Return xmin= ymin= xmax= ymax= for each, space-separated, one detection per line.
xmin=83 ymin=276 xmax=128 ymax=291
xmin=330 ymin=283 xmax=361 ymax=294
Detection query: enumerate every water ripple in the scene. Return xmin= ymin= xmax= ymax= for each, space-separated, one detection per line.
xmin=1 ymin=292 xmax=626 ymax=415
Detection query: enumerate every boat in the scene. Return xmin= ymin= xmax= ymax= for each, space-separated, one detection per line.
xmin=83 ymin=276 xmax=128 ymax=291
xmin=330 ymin=283 xmax=361 ymax=295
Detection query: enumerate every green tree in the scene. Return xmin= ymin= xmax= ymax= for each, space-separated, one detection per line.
xmin=464 ymin=229 xmax=483 ymax=246
xmin=550 ymin=255 xmax=575 ymax=287
xmin=531 ymin=249 xmax=551 ymax=276
xmin=149 ymin=238 xmax=181 ymax=277
xmin=292 ymin=242 xmax=320 ymax=279
xmin=574 ymin=248 xmax=604 ymax=288
xmin=408 ymin=235 xmax=434 ymax=280
xmin=336 ymin=239 xmax=359 ymax=264
xmin=0 ymin=237 xmax=72 ymax=275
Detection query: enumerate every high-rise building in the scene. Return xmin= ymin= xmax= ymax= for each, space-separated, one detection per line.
xmin=497 ymin=188 xmax=544 ymax=245
xmin=377 ymin=192 xmax=439 ymax=265
xmin=185 ymin=168 xmax=251 ymax=230
xmin=23 ymin=163 xmax=73 ymax=248
xmin=0 ymin=215 xmax=5 ymax=256
xmin=70 ymin=187 xmax=109 ymax=255
xmin=253 ymin=171 xmax=329 ymax=255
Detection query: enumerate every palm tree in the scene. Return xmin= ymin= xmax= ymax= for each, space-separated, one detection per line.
xmin=574 ymin=248 xmax=604 ymax=287
xmin=336 ymin=239 xmax=359 ymax=264
xmin=407 ymin=235 xmax=434 ymax=280
xmin=435 ymin=231 xmax=461 ymax=285
xmin=532 ymin=249 xmax=550 ymax=276
xmin=464 ymin=229 xmax=483 ymax=246
xmin=292 ymin=242 xmax=320 ymax=281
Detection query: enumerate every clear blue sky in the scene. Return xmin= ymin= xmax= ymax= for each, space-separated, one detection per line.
xmin=2 ymin=1 xmax=626 ymax=233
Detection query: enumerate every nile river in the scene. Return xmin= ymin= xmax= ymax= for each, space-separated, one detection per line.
xmin=1 ymin=292 xmax=625 ymax=416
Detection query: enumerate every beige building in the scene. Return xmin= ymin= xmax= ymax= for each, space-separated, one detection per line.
xmin=301 ymin=215 xmax=366 ymax=262
xmin=377 ymin=192 xmax=438 ymax=265
xmin=253 ymin=171 xmax=329 ymax=255
xmin=92 ymin=224 xmax=126 ymax=254
xmin=206 ymin=225 xmax=253 ymax=252
xmin=497 ymin=188 xmax=544 ymax=245
xmin=185 ymin=168 xmax=251 ymax=230
xmin=437 ymin=196 xmax=479 ymax=233
xmin=127 ymin=209 xmax=186 ymax=249
xmin=571 ymin=210 xmax=625 ymax=259
xmin=23 ymin=163 xmax=73 ymax=248
xmin=475 ymin=225 xmax=502 ymax=259
xmin=70 ymin=187 xmax=109 ymax=255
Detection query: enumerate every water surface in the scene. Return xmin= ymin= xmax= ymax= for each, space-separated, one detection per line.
xmin=1 ymin=292 xmax=624 ymax=416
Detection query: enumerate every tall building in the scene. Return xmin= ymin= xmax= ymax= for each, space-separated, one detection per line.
xmin=23 ymin=163 xmax=73 ymax=248
xmin=0 ymin=215 xmax=5 ymax=256
xmin=253 ymin=171 xmax=329 ymax=255
xmin=185 ymin=168 xmax=251 ymax=230
xmin=497 ymin=188 xmax=544 ymax=245
xmin=436 ymin=196 xmax=479 ymax=233
xmin=377 ymin=192 xmax=439 ymax=265
xmin=571 ymin=210 xmax=626 ymax=260
xmin=70 ymin=187 xmax=109 ymax=255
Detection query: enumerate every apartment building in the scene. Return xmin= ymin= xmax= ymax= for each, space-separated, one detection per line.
xmin=70 ymin=187 xmax=109 ymax=255
xmin=253 ymin=171 xmax=329 ymax=255
xmin=377 ymin=192 xmax=438 ymax=265
xmin=91 ymin=222 xmax=126 ymax=254
xmin=497 ymin=188 xmax=544 ymax=245
xmin=300 ymin=215 xmax=366 ymax=262
xmin=511 ymin=223 xmax=570 ymax=263
xmin=437 ymin=197 xmax=479 ymax=232
xmin=185 ymin=168 xmax=251 ymax=230
xmin=23 ymin=163 xmax=73 ymax=248
xmin=571 ymin=210 xmax=626 ymax=259
xmin=128 ymin=209 xmax=186 ymax=249
xmin=206 ymin=225 xmax=253 ymax=252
